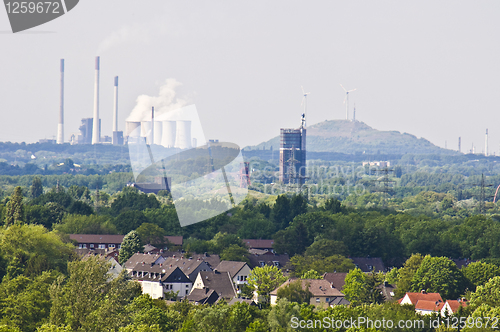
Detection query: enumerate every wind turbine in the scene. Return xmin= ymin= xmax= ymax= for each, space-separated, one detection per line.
xmin=340 ymin=84 xmax=356 ymax=121
xmin=301 ymin=86 xmax=310 ymax=127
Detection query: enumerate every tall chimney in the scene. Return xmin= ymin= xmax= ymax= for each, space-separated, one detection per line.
xmin=113 ymin=76 xmax=118 ymax=133
xmin=150 ymin=107 xmax=154 ymax=145
xmin=92 ymin=56 xmax=100 ymax=145
xmin=485 ymin=129 xmax=489 ymax=157
xmin=112 ymin=76 xmax=118 ymax=144
xmin=57 ymin=59 xmax=64 ymax=144
xmin=458 ymin=137 xmax=461 ymax=153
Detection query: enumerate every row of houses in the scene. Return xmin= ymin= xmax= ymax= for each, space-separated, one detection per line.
xmin=69 ymin=234 xmax=469 ymax=314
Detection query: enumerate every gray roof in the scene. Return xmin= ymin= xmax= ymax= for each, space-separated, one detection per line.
xmin=124 ymin=253 xmax=163 ymax=271
xmin=228 ymin=298 xmax=257 ymax=306
xmin=248 ymin=253 xmax=290 ymax=269
xmin=162 ymin=256 xmax=211 ymax=279
xmin=330 ymin=297 xmax=350 ymax=306
xmin=187 ymin=288 xmax=219 ymax=304
xmin=197 ymin=271 xmax=237 ymax=300
xmin=322 ymin=273 xmax=348 ymax=290
xmin=162 ymin=252 xmax=220 ymax=268
xmin=130 ymin=265 xmax=190 ymax=283
xmin=215 ymin=261 xmax=247 ymax=278
xmin=271 ymin=279 xmax=345 ymax=297
xmin=70 ymin=234 xmax=124 ymax=244
xmin=351 ymin=257 xmax=386 ymax=272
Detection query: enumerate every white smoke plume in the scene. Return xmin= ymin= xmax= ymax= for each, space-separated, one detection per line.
xmin=126 ymin=78 xmax=188 ymax=122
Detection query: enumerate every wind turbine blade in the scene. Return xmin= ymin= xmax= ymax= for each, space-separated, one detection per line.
xmin=348 ymin=88 xmax=357 ymax=93
xmin=340 ymin=84 xmax=347 ymax=92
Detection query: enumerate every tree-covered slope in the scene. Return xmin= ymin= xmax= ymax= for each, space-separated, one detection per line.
xmin=246 ymin=120 xmax=455 ymax=155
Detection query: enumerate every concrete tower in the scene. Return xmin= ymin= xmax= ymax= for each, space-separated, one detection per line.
xmin=92 ymin=56 xmax=100 ymax=145
xmin=57 ymin=59 xmax=64 ymax=144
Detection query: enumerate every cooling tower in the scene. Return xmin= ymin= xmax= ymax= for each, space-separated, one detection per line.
xmin=192 ymin=138 xmax=197 ymax=148
xmin=141 ymin=121 xmax=152 ymax=144
xmin=175 ymin=120 xmax=191 ymax=149
xmin=126 ymin=121 xmax=141 ymax=138
xmin=154 ymin=121 xmax=162 ymax=145
xmin=161 ymin=121 xmax=176 ymax=148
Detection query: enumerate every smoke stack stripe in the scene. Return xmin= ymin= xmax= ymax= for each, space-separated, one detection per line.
xmin=92 ymin=56 xmax=100 ymax=145
xmin=57 ymin=59 xmax=64 ymax=144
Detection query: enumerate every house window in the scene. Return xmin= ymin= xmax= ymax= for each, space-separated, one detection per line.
xmin=98 ymin=244 xmax=105 ymax=249
xmin=259 ymin=261 xmax=265 ymax=267
xmin=316 ymin=298 xmax=320 ymax=303
xmin=273 ymin=261 xmax=280 ymax=267
xmin=89 ymin=244 xmax=94 ymax=248
xmin=186 ymin=290 xmax=188 ymax=295
xmin=109 ymin=244 xmax=115 ymax=248
xmin=118 ymin=245 xmax=121 ymax=249
xmin=368 ymin=265 xmax=373 ymax=271
xmin=82 ymin=244 xmax=87 ymax=249
xmin=186 ymin=285 xmax=189 ymax=288
xmin=326 ymin=298 xmax=330 ymax=303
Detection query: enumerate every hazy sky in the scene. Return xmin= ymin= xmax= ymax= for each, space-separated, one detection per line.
xmin=1 ymin=1 xmax=499 ymax=154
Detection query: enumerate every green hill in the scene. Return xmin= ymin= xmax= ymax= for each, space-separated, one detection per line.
xmin=246 ymin=120 xmax=455 ymax=155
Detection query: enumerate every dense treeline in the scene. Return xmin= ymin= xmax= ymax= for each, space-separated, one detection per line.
xmin=4 ymin=177 xmax=500 ymax=330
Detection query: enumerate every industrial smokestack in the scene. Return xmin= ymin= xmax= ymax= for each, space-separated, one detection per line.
xmin=112 ymin=76 xmax=118 ymax=132
xmin=458 ymin=137 xmax=461 ymax=153
xmin=485 ymin=129 xmax=489 ymax=157
xmin=57 ymin=59 xmax=64 ymax=144
xmin=92 ymin=56 xmax=100 ymax=144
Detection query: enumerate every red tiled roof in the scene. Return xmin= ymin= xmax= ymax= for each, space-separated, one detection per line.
xmin=445 ymin=300 xmax=468 ymax=313
xmin=404 ymin=292 xmax=443 ymax=305
xmin=415 ymin=300 xmax=444 ymax=312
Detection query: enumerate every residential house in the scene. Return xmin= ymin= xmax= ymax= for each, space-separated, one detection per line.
xmin=191 ymin=270 xmax=238 ymax=300
xmin=162 ymin=255 xmax=213 ymax=282
xmin=415 ymin=300 xmax=445 ymax=315
xmin=215 ymin=261 xmax=252 ymax=292
xmin=123 ymin=253 xmax=165 ymax=272
xmin=399 ymin=291 xmax=444 ymax=315
xmin=162 ymin=252 xmax=221 ymax=269
xmin=186 ymin=288 xmax=219 ymax=305
xmin=351 ymin=257 xmax=386 ymax=273
xmin=242 ymin=239 xmax=275 ymax=252
xmin=229 ymin=298 xmax=257 ymax=306
xmin=70 ymin=234 xmax=124 ymax=250
xmin=248 ymin=251 xmax=290 ymax=270
xmin=70 ymin=234 xmax=182 ymax=250
xmin=441 ymin=299 xmax=468 ymax=316
xmin=270 ymin=279 xmax=345 ymax=308
xmin=322 ymin=273 xmax=348 ymax=291
xmin=130 ymin=264 xmax=192 ymax=299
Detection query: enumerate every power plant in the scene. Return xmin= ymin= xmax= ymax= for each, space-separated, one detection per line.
xmin=53 ymin=56 xmax=198 ymax=149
